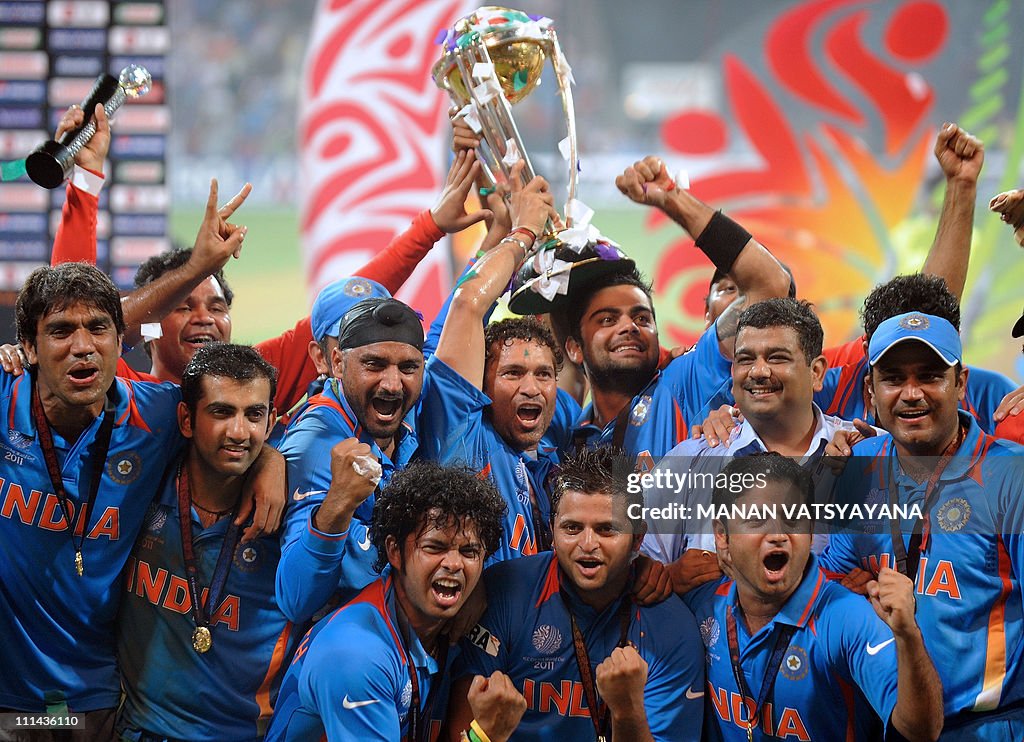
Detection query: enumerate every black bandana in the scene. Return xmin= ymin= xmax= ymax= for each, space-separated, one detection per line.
xmin=337 ymin=298 xmax=424 ymax=351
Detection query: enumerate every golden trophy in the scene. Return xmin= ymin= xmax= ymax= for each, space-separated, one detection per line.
xmin=434 ymin=7 xmax=633 ymax=314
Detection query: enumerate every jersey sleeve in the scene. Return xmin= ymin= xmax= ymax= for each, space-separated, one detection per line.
xmin=254 ymin=316 xmax=318 ymax=415
xmin=545 ymin=389 xmax=582 ymax=454
xmin=665 ymin=322 xmax=733 ymax=426
xmin=963 ymin=366 xmax=1016 ymax=434
xmin=301 ymin=619 xmax=404 ymax=741
xmin=51 ymin=167 xmax=104 ymax=265
xmin=825 ymin=589 xmax=900 ymax=729
xmin=353 ymin=210 xmax=444 ymax=296
xmin=452 ymin=564 xmax=514 ymax=681
xmin=416 ymin=357 xmax=489 ymax=462
xmin=277 ymin=411 xmax=376 ymax=623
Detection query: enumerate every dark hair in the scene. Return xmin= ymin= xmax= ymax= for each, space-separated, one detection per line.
xmin=134 ymin=247 xmax=235 ymax=307
xmin=16 ymin=263 xmax=125 ymax=346
xmin=736 ymin=298 xmax=823 ymax=362
xmin=566 ymin=268 xmax=654 ymax=340
xmin=713 ymin=452 xmax=813 ymax=528
xmin=371 ymin=461 xmax=506 ymax=572
xmin=484 ymin=317 xmax=563 ymax=373
xmin=861 ymin=274 xmax=959 ymax=340
xmin=180 ymin=343 xmax=278 ymax=413
xmin=551 ymin=446 xmax=642 ymax=526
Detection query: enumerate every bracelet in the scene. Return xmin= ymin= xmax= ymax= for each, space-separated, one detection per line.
xmin=499 ymin=235 xmax=530 ymax=254
xmin=479 ymin=186 xmax=496 ymax=197
xmin=509 ymin=226 xmax=537 ymax=243
xmin=469 ymin=720 xmax=492 ymax=742
xmin=693 ymin=210 xmax=751 ymax=274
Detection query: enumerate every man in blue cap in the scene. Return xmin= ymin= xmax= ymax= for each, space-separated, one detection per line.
xmin=821 ymin=311 xmax=1024 ymax=740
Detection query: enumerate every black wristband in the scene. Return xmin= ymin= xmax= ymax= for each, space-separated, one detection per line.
xmin=694 ymin=210 xmax=751 ymax=274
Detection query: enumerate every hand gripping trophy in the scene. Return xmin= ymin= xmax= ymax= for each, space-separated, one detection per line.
xmin=26 ymin=64 xmax=151 ymax=189
xmin=433 ymin=7 xmax=633 ymax=314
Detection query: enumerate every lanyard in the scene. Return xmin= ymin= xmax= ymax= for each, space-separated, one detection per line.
xmin=523 ymin=459 xmax=552 ymax=552
xmin=885 ymin=425 xmax=963 ymax=581
xmin=396 ymin=612 xmax=449 ymax=742
xmin=725 ymin=606 xmax=797 ymax=742
xmin=175 ymin=462 xmax=241 ymax=654
xmin=31 ymin=379 xmax=115 ymax=577
xmin=559 ymin=587 xmax=633 ymax=742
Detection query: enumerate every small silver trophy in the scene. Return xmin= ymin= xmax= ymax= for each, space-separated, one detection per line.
xmin=26 ymin=64 xmax=151 ymax=189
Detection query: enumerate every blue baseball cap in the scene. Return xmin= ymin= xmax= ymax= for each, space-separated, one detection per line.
xmin=868 ymin=311 xmax=961 ymax=366
xmin=311 ymin=277 xmax=391 ymax=342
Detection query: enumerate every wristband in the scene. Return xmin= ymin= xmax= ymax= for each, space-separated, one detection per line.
xmin=509 ymin=226 xmax=537 ymax=243
xmin=469 ymin=720 xmax=492 ymax=742
xmin=693 ymin=210 xmax=751 ymax=274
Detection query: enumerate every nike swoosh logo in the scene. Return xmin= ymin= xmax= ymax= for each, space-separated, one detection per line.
xmin=342 ymin=695 xmax=380 ymax=710
xmin=685 ymin=688 xmax=704 ymax=700
xmin=293 ymin=488 xmax=327 ymax=502
xmin=866 ymin=637 xmax=895 ymax=656
xmin=357 ymin=531 xmax=373 ymax=551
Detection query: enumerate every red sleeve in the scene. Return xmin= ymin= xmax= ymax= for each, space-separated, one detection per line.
xmin=995 ymin=414 xmax=1024 ymax=445
xmin=823 ymin=334 xmax=866 ymax=368
xmin=255 ymin=316 xmax=317 ymax=414
xmin=51 ymin=171 xmax=102 ymax=266
xmin=352 ymin=210 xmax=444 ymax=294
xmin=116 ymin=356 xmax=158 ymax=383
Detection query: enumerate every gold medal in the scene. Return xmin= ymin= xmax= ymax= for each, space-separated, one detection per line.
xmin=75 ymin=550 xmax=84 ymax=576
xmin=192 ymin=625 xmax=212 ymax=653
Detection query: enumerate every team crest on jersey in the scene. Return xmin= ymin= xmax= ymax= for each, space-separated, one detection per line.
xmin=780 ymin=646 xmax=808 ymax=681
xmin=532 ymin=624 xmax=563 ymax=654
xmin=7 ymin=429 xmax=32 ymax=450
xmin=936 ymin=498 xmax=971 ymax=532
xmin=699 ymin=617 xmax=720 ymax=649
xmin=343 ymin=278 xmax=374 ymax=297
xmin=108 ymin=452 xmax=142 ymax=485
xmin=629 ymin=396 xmax=652 ymax=426
xmin=234 ymin=541 xmax=263 ymax=572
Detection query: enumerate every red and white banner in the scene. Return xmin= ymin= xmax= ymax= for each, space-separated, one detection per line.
xmin=299 ymin=0 xmax=474 ymax=318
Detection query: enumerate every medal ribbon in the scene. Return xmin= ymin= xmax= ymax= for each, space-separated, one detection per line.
xmin=175 ymin=462 xmax=242 ymax=646
xmin=559 ymin=587 xmax=633 ymax=742
xmin=399 ymin=617 xmax=449 ymax=742
xmin=725 ymin=606 xmax=797 ymax=741
xmin=886 ymin=424 xmax=963 ymax=581
xmin=31 ymin=378 xmax=116 ymax=576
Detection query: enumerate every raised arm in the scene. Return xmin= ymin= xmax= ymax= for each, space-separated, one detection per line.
xmin=118 ymin=179 xmax=250 ymax=347
xmin=51 ymin=103 xmax=110 ymax=265
xmin=615 ymin=156 xmax=791 ymax=356
xmin=923 ymin=123 xmax=983 ymax=301
xmin=434 ymin=157 xmax=555 ymax=388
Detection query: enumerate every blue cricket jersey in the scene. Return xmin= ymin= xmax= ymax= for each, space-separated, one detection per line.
xmin=683 ymin=555 xmax=899 ymax=741
xmin=417 ymin=356 xmax=576 ymax=563
xmin=276 ymin=378 xmax=418 ymax=624
xmin=266 ymin=576 xmax=448 ymax=741
xmin=116 ymin=461 xmax=298 ymax=741
xmin=0 ymin=371 xmax=182 ymax=711
xmin=574 ymin=323 xmax=731 ymax=471
xmin=455 ymin=553 xmax=705 ymax=741
xmin=821 ymin=412 xmax=1024 ymax=728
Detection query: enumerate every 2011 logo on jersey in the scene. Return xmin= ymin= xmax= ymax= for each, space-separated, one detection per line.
xmin=108 ymin=452 xmax=142 ymax=484
xmin=699 ymin=617 xmax=720 ymax=649
xmin=532 ymin=624 xmax=563 ymax=654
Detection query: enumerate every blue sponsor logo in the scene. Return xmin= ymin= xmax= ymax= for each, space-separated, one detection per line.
xmin=0 ymin=3 xmax=45 ymax=24
xmin=53 ymin=55 xmax=104 ymax=77
xmin=112 ymin=214 xmax=166 ymax=235
xmin=48 ymin=29 xmax=107 ymax=52
xmin=0 ymin=81 xmax=45 ymax=103
xmin=0 ymin=213 xmax=47 ymax=232
xmin=0 ymin=239 xmax=49 ymax=260
xmin=110 ymin=56 xmax=164 ymax=78
xmin=111 ymin=134 xmax=165 ymax=159
xmin=0 ymin=106 xmax=43 ymax=128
